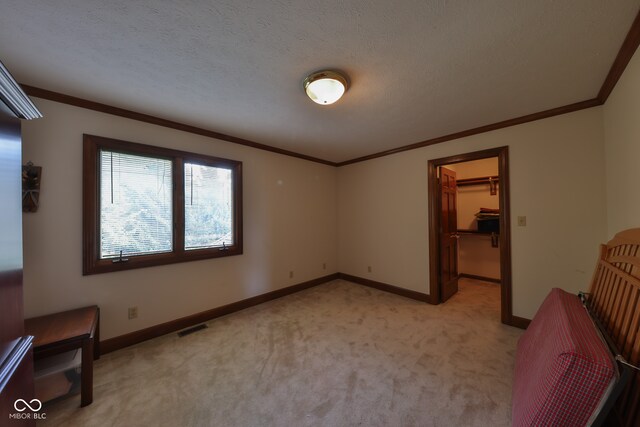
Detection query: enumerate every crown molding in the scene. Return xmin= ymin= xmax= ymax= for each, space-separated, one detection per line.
xmin=20 ymin=84 xmax=337 ymax=167
xmin=598 ymin=8 xmax=640 ymax=103
xmin=336 ymin=98 xmax=601 ymax=166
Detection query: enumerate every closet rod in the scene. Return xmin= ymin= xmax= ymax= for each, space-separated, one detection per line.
xmin=456 ymin=175 xmax=499 ymax=187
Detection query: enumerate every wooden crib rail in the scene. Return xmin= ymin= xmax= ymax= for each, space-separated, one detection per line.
xmin=587 ymin=228 xmax=640 ymax=426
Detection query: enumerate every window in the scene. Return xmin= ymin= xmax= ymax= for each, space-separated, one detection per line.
xmin=100 ymin=151 xmax=173 ymax=258
xmin=184 ymin=163 xmax=234 ymax=250
xmin=83 ymin=134 xmax=242 ymax=275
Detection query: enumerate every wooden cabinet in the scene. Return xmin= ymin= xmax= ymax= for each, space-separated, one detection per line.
xmin=0 ymin=63 xmax=42 ymax=425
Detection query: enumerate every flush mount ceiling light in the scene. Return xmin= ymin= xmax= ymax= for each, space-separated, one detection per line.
xmin=303 ymin=71 xmax=348 ymax=105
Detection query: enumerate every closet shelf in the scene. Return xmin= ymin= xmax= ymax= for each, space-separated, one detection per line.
xmin=457 ymin=229 xmax=499 ymax=236
xmin=456 ymin=176 xmax=499 ymax=187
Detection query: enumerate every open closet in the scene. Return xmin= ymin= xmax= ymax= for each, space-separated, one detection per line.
xmin=446 ymin=157 xmax=501 ymax=284
xmin=428 ymin=146 xmax=515 ymax=325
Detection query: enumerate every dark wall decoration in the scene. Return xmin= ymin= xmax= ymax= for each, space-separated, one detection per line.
xmin=22 ymin=161 xmax=42 ymax=212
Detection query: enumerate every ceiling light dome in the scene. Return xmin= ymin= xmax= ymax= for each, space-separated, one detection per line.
xmin=303 ymin=71 xmax=348 ymax=105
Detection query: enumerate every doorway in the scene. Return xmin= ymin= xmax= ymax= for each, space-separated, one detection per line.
xmin=427 ymin=146 xmax=515 ymax=326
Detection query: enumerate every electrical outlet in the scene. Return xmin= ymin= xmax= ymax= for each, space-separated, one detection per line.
xmin=128 ymin=306 xmax=138 ymax=320
xmin=367 ymin=266 xmax=372 ymax=273
xmin=322 ymin=263 xmax=327 ymax=270
xmin=517 ymin=216 xmax=527 ymax=227
xmin=289 ymin=271 xmax=294 ymax=279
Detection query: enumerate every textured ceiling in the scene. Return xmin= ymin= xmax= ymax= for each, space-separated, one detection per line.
xmin=1 ymin=1 xmax=638 ymax=162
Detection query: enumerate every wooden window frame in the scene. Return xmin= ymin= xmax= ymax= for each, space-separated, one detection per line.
xmin=83 ymin=134 xmax=243 ymax=275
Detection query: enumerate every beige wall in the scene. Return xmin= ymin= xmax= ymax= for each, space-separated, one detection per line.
xmin=603 ymin=47 xmax=640 ymax=238
xmin=22 ymin=98 xmax=338 ymax=340
xmin=338 ymin=107 xmax=606 ymax=319
xmin=448 ymin=158 xmax=501 ymax=280
xmin=26 ymin=61 xmax=632 ymax=333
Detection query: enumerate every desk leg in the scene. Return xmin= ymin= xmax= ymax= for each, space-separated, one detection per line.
xmin=95 ymin=309 xmax=100 ymax=360
xmin=81 ymin=337 xmax=94 ymax=407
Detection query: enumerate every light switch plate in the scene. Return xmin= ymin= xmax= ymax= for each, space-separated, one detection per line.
xmin=517 ymin=216 xmax=527 ymax=226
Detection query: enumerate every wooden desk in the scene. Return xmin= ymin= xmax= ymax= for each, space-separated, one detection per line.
xmin=25 ymin=306 xmax=99 ymax=407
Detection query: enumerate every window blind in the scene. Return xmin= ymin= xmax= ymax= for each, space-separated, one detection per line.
xmin=184 ymin=163 xmax=233 ymax=250
xmin=99 ymin=149 xmax=173 ymax=258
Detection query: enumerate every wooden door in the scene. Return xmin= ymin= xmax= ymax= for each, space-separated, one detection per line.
xmin=439 ymin=166 xmax=459 ymax=302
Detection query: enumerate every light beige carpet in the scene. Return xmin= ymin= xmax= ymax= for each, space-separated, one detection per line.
xmin=40 ymin=279 xmax=522 ymax=427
